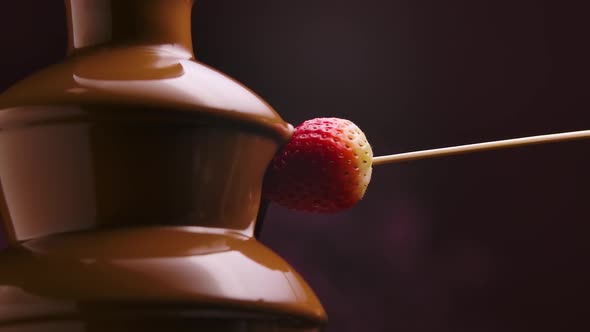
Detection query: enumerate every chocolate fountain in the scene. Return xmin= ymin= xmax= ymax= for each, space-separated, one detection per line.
xmin=0 ymin=0 xmax=326 ymax=330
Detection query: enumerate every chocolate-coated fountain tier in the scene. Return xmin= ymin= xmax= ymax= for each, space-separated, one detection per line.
xmin=0 ymin=18 xmax=291 ymax=141
xmin=0 ymin=0 xmax=326 ymax=331
xmin=0 ymin=0 xmax=291 ymax=140
xmin=0 ymin=227 xmax=325 ymax=331
xmin=0 ymin=106 xmax=280 ymax=242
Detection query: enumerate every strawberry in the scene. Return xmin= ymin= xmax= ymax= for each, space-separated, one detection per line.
xmin=262 ymin=117 xmax=373 ymax=213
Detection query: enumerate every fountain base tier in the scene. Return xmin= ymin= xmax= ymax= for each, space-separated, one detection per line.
xmin=0 ymin=227 xmax=326 ymax=331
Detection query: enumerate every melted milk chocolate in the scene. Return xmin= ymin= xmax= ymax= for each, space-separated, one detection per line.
xmin=0 ymin=0 xmax=325 ymax=330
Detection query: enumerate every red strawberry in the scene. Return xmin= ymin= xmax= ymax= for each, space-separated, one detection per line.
xmin=262 ymin=117 xmax=373 ymax=213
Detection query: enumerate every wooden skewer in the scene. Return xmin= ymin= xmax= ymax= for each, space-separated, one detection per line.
xmin=372 ymin=130 xmax=590 ymax=166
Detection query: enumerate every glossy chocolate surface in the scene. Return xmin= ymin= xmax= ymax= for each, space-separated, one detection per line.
xmin=0 ymin=106 xmax=279 ymax=241
xmin=1 ymin=0 xmax=291 ymax=140
xmin=0 ymin=227 xmax=325 ymax=330
xmin=0 ymin=0 xmax=325 ymax=330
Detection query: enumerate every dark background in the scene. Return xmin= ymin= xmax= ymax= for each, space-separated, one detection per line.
xmin=1 ymin=1 xmax=589 ymax=331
